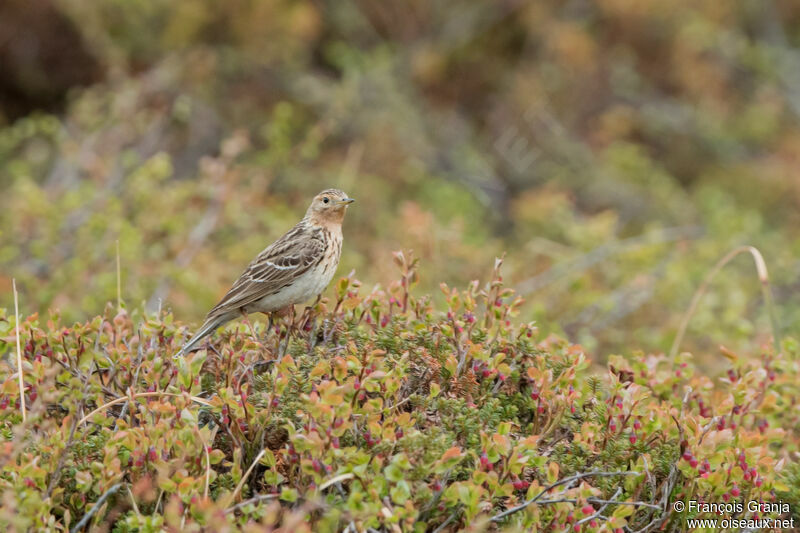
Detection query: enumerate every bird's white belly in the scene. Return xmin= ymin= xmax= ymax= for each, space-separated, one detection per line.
xmin=251 ymin=261 xmax=336 ymax=312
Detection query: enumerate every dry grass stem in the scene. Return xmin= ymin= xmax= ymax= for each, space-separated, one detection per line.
xmin=13 ymin=279 xmax=26 ymax=422
xmin=670 ymin=245 xmax=781 ymax=359
xmin=77 ymin=392 xmax=213 ymax=426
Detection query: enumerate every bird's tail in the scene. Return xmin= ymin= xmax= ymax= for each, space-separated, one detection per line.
xmin=175 ymin=315 xmax=228 ymax=358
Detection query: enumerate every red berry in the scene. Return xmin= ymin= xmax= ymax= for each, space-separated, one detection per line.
xmin=581 ymin=504 xmax=594 ymax=515
xmin=730 ymin=485 xmax=740 ymax=497
xmin=480 ymin=453 xmax=489 ymax=468
xmin=689 ymin=458 xmax=699 ymax=468
xmin=512 ymin=479 xmax=530 ymax=490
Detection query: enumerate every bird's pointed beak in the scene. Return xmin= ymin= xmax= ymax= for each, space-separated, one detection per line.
xmin=337 ymin=197 xmax=355 ymax=205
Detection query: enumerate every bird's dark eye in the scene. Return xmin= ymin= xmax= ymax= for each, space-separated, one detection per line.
xmin=322 ymin=197 xmax=329 ymax=204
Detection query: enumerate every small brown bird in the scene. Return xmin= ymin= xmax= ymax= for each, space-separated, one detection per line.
xmin=177 ymin=189 xmax=354 ymax=356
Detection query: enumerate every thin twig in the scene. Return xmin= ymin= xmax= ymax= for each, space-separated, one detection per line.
xmin=532 ymin=495 xmax=661 ymax=511
xmin=224 ymin=493 xmax=279 ymax=514
xmin=432 ymin=509 xmax=459 ymax=533
xmin=46 ymin=412 xmax=80 ymax=497
xmin=576 ymin=487 xmax=623 ymax=526
xmin=670 ymin=246 xmax=781 ymax=358
xmin=13 ymin=279 xmax=26 ymax=422
xmin=490 ymin=470 xmax=639 ymax=522
xmin=70 ymin=482 xmax=122 ymax=533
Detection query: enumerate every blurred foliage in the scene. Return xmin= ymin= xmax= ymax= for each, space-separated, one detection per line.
xmin=0 ymin=259 xmax=797 ymax=531
xmin=2 ymin=0 xmax=800 ymax=362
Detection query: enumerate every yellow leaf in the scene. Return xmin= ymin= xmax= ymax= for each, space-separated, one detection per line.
xmin=547 ymin=462 xmax=559 ymax=483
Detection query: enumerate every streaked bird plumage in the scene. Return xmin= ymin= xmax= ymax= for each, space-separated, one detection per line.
xmin=177 ymin=189 xmax=354 ymax=356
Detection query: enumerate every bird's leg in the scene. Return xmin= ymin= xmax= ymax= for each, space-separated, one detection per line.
xmin=240 ymin=309 xmax=260 ymax=346
xmin=302 ymin=295 xmax=322 ymax=345
xmin=278 ymin=306 xmax=295 ymax=357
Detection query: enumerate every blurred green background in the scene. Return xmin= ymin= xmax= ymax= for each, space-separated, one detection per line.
xmin=2 ymin=0 xmax=799 ymax=360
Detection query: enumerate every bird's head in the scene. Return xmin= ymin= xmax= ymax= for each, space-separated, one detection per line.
xmin=306 ymin=188 xmax=355 ymax=227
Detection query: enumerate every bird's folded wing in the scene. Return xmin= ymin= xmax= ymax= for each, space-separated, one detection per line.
xmin=205 ymin=225 xmax=325 ymax=319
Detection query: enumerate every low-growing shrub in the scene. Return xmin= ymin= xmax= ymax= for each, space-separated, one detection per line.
xmin=0 ymin=253 xmax=798 ymax=531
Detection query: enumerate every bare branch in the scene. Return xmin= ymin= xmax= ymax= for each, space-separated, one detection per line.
xmin=490 ymin=470 xmax=640 ymax=522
